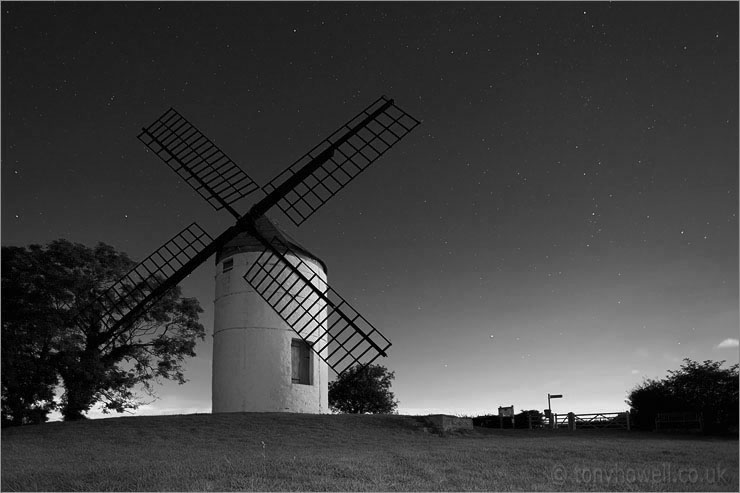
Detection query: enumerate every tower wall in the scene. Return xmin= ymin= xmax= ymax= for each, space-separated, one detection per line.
xmin=212 ymin=250 xmax=329 ymax=413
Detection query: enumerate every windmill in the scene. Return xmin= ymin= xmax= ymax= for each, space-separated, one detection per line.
xmin=73 ymin=96 xmax=420 ymax=413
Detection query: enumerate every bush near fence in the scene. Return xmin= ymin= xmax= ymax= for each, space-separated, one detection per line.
xmin=515 ymin=410 xmax=545 ymax=429
xmin=471 ymin=414 xmax=501 ymax=428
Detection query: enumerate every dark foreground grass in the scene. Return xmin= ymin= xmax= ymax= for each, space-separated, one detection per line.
xmin=2 ymin=412 xmax=737 ymax=491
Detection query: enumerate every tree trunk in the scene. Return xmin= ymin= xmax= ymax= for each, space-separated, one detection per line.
xmin=58 ymin=347 xmax=103 ymax=421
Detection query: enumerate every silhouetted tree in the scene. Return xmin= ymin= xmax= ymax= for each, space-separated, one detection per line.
xmin=328 ymin=364 xmax=398 ymax=414
xmin=626 ymin=378 xmax=676 ymax=430
xmin=1 ymin=246 xmax=61 ymax=426
xmin=2 ymin=239 xmax=205 ymax=424
xmin=627 ymin=359 xmax=739 ymax=433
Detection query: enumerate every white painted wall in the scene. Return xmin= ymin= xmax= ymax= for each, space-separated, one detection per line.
xmin=212 ymin=250 xmax=329 ymax=413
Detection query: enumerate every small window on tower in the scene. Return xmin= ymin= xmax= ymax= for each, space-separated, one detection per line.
xmin=223 ymin=258 xmax=233 ymax=273
xmin=291 ymin=339 xmax=311 ymax=385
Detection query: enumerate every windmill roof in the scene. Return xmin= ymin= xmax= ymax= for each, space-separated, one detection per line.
xmin=215 ymin=214 xmax=327 ymax=273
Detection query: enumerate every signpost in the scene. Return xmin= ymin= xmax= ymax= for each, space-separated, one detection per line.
xmin=547 ymin=393 xmax=563 ymax=429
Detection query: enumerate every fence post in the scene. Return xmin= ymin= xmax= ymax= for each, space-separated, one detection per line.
xmin=626 ymin=411 xmax=631 ymax=431
xmin=567 ymin=412 xmax=576 ymax=431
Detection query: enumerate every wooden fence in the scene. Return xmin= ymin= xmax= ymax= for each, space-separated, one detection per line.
xmin=550 ymin=412 xmax=631 ymax=430
xmin=655 ymin=412 xmax=703 ymax=431
xmin=474 ymin=411 xmax=632 ymax=431
xmin=477 ymin=411 xmax=706 ymax=432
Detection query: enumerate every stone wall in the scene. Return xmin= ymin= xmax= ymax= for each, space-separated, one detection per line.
xmin=424 ymin=414 xmax=473 ymax=432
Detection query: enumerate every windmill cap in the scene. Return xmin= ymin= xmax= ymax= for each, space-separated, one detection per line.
xmin=215 ymin=214 xmax=327 ymax=273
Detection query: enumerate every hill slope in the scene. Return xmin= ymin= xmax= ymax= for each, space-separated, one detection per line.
xmin=2 ymin=412 xmax=737 ymax=491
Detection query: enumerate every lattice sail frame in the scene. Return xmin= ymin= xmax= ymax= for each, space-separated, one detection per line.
xmin=138 ymin=108 xmax=260 ymax=213
xmin=73 ymin=223 xmax=213 ymax=332
xmin=261 ymin=96 xmax=421 ymax=226
xmin=243 ymin=235 xmax=392 ymax=376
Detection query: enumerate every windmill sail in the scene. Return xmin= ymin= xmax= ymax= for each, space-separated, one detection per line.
xmin=244 ymin=235 xmax=392 ymax=375
xmin=71 ymin=222 xmax=214 ymax=334
xmin=258 ymin=96 xmax=421 ymax=226
xmin=76 ymin=95 xmax=418 ymax=383
xmin=138 ymin=108 xmax=259 ymax=217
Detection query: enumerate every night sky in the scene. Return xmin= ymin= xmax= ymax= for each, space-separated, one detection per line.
xmin=2 ymin=2 xmax=738 ymax=418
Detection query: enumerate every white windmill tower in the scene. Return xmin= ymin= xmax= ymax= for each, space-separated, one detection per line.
xmin=212 ymin=217 xmax=329 ymax=413
xmin=70 ymin=97 xmax=420 ymax=414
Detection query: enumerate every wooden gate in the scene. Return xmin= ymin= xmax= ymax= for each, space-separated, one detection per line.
xmin=551 ymin=412 xmax=631 ymax=430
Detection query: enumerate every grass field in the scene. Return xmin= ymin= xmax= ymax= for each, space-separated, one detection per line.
xmin=2 ymin=412 xmax=737 ymax=491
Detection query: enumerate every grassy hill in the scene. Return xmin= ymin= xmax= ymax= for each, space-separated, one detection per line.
xmin=2 ymin=412 xmax=737 ymax=491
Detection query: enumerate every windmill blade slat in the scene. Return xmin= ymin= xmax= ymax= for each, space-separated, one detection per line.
xmin=243 ymin=235 xmax=391 ymax=376
xmin=259 ymin=96 xmax=420 ymax=226
xmin=138 ymin=108 xmax=259 ymax=218
xmin=71 ymin=222 xmax=214 ymax=333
